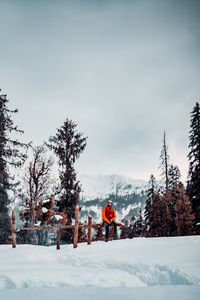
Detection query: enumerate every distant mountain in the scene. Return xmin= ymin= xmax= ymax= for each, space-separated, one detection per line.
xmin=78 ymin=174 xmax=148 ymax=201
xmin=78 ymin=174 xmax=148 ymax=223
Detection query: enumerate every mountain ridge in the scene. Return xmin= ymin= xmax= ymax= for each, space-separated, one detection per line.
xmin=78 ymin=173 xmax=148 ymax=201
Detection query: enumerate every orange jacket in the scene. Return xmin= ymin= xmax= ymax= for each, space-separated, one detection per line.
xmin=102 ymin=206 xmax=116 ymax=223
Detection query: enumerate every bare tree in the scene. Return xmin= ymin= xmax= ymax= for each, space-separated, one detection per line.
xmin=159 ymin=131 xmax=170 ymax=192
xmin=19 ymin=145 xmax=56 ymax=227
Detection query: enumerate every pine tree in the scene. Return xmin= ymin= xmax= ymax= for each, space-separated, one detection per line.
xmin=47 ymin=119 xmax=87 ymax=242
xmin=159 ymin=131 xmax=170 ymax=191
xmin=175 ymin=184 xmax=195 ymax=236
xmin=149 ymin=193 xmax=163 ymax=237
xmin=168 ymin=164 xmax=181 ymax=235
xmin=168 ymin=164 xmax=181 ymax=193
xmin=149 ymin=191 xmax=171 ymax=237
xmin=187 ymin=102 xmax=200 ymax=233
xmin=0 ymin=91 xmax=28 ymax=244
xmin=0 ymin=186 xmax=10 ymax=243
xmin=144 ymin=174 xmax=157 ymax=234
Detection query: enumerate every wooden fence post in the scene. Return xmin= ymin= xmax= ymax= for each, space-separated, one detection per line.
xmin=73 ymin=206 xmax=79 ymax=248
xmin=57 ymin=227 xmax=60 ymax=250
xmin=12 ymin=210 xmax=16 ymax=248
xmin=87 ymin=215 xmax=92 ymax=245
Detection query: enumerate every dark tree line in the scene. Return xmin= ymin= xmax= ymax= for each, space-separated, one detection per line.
xmin=122 ymin=102 xmax=200 ymax=239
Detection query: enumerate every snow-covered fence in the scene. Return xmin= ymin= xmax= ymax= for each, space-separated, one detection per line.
xmin=12 ymin=207 xmax=124 ymax=249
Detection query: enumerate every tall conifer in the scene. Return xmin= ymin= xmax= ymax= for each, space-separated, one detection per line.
xmin=144 ymin=174 xmax=156 ymax=233
xmin=187 ymin=102 xmax=200 ymax=232
xmin=175 ymin=184 xmax=195 ymax=235
xmin=0 ymin=91 xmax=28 ymax=243
xmin=47 ymin=119 xmax=87 ymax=225
xmin=168 ymin=164 xmax=181 ymax=193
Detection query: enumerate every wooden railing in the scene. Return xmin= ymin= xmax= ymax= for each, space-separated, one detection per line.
xmin=11 ymin=207 xmax=124 ymax=250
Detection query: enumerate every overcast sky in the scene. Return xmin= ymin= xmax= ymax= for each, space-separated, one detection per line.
xmin=0 ymin=0 xmax=200 ymax=182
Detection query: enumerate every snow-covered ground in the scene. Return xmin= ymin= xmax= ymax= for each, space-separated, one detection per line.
xmin=0 ymin=236 xmax=200 ymax=299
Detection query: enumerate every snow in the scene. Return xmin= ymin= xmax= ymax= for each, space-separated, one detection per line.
xmin=42 ymin=199 xmax=50 ymax=204
xmin=42 ymin=207 xmax=48 ymax=213
xmin=78 ymin=174 xmax=147 ymax=201
xmin=1 ymin=286 xmax=200 ymax=300
xmin=52 ymin=215 xmax=63 ymax=221
xmin=0 ymin=236 xmax=200 ymax=299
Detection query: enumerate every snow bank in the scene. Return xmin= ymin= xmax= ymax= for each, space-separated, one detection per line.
xmin=0 ymin=236 xmax=200 ymax=299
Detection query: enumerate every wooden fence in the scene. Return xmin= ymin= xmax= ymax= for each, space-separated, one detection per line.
xmin=11 ymin=207 xmax=124 ymax=250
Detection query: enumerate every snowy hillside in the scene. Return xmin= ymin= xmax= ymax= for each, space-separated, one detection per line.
xmin=78 ymin=174 xmax=147 ymax=201
xmin=77 ymin=174 xmax=148 ymax=223
xmin=0 ymin=236 xmax=200 ymax=300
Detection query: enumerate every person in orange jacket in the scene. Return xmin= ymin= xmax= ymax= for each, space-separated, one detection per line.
xmin=102 ymin=200 xmax=118 ymax=242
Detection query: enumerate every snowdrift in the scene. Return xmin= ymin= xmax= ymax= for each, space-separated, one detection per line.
xmin=0 ymin=236 xmax=200 ymax=299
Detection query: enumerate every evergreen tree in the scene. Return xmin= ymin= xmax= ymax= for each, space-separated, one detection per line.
xmin=134 ymin=207 xmax=145 ymax=237
xmin=149 ymin=193 xmax=163 ymax=237
xmin=187 ymin=102 xmax=200 ymax=233
xmin=159 ymin=131 xmax=170 ymax=191
xmin=0 ymin=91 xmax=28 ymax=243
xmin=168 ymin=164 xmax=181 ymax=193
xmin=47 ymin=119 xmax=87 ymax=242
xmin=175 ymin=184 xmax=195 ymax=236
xmin=0 ymin=186 xmax=10 ymax=243
xmin=144 ymin=174 xmax=156 ymax=234
xmin=168 ymin=164 xmax=181 ymax=235
xmin=149 ymin=191 xmax=171 ymax=237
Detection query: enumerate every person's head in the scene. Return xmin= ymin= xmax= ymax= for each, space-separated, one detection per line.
xmin=107 ymin=201 xmax=112 ymax=207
